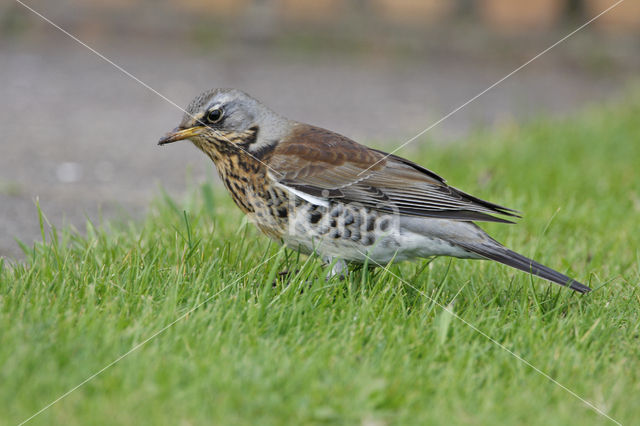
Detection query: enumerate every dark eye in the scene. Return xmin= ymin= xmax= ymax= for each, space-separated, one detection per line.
xmin=206 ymin=108 xmax=223 ymax=124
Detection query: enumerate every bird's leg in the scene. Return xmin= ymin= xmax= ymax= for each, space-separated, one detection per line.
xmin=324 ymin=257 xmax=348 ymax=281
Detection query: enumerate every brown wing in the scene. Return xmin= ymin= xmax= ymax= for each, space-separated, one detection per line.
xmin=268 ymin=124 xmax=520 ymax=223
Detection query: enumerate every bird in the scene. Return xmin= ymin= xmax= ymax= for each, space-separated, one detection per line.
xmin=158 ymin=88 xmax=591 ymax=294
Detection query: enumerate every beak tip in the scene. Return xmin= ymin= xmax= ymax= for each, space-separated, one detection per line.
xmin=157 ymin=134 xmax=172 ymax=146
xmin=157 ymin=126 xmax=201 ymax=147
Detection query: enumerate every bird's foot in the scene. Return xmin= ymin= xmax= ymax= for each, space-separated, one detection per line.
xmin=272 ymin=269 xmax=301 ymax=287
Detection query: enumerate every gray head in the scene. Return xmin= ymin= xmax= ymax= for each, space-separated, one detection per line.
xmin=158 ymin=88 xmax=290 ymax=157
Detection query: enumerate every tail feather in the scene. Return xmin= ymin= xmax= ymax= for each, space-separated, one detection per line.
xmin=455 ymin=241 xmax=591 ymax=294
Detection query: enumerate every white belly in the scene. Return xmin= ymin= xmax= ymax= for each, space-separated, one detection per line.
xmin=279 ymin=203 xmax=479 ymax=264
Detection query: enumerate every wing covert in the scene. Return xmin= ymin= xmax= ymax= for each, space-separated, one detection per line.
xmin=268 ymin=124 xmax=520 ymax=223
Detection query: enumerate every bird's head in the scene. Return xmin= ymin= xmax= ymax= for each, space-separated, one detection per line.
xmin=158 ymin=88 xmax=288 ymax=158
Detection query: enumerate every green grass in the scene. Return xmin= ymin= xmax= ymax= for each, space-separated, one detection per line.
xmin=2 ymin=96 xmax=639 ymax=426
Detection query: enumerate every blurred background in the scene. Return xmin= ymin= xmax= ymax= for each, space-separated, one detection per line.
xmin=1 ymin=0 xmax=638 ymax=258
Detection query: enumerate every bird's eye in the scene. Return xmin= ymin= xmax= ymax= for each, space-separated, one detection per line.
xmin=206 ymin=108 xmax=223 ymax=124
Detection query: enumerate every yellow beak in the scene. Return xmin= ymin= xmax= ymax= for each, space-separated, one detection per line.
xmin=158 ymin=126 xmax=205 ymax=145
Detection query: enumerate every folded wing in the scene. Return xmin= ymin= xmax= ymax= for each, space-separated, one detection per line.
xmin=268 ymin=124 xmax=520 ymax=223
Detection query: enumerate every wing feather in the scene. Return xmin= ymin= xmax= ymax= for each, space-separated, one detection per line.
xmin=268 ymin=124 xmax=520 ymax=223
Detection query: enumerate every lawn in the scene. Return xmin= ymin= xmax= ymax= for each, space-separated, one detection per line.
xmin=1 ymin=95 xmax=639 ymax=425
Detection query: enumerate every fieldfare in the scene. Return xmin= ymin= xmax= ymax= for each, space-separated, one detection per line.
xmin=159 ymin=88 xmax=590 ymax=293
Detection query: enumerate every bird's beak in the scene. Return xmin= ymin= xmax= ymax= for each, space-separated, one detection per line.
xmin=158 ymin=126 xmax=205 ymax=145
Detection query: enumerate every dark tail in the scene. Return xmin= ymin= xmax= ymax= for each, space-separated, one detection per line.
xmin=455 ymin=241 xmax=591 ymax=294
